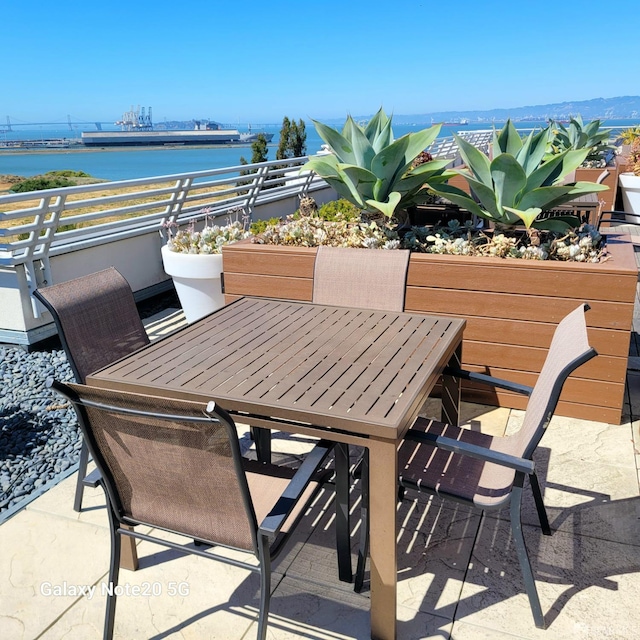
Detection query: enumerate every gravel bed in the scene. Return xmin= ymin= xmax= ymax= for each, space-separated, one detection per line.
xmin=0 ymin=345 xmax=77 ymax=518
xmin=0 ymin=288 xmax=180 ymax=521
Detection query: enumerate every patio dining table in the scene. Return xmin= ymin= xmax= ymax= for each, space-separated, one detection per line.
xmin=86 ymin=296 xmax=466 ymax=640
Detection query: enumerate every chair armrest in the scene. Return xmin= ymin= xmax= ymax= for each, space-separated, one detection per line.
xmin=405 ymin=428 xmax=535 ymax=475
xmin=597 ymin=210 xmax=640 ymax=230
xmin=258 ymin=439 xmax=334 ymax=538
xmin=443 ymin=366 xmax=533 ymax=396
xmin=82 ymin=468 xmax=102 ymax=488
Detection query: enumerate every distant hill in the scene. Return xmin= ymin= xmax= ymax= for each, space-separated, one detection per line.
xmin=339 ymin=96 xmax=640 ymax=125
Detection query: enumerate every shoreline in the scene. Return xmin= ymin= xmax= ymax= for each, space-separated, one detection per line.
xmin=0 ymin=141 xmax=273 ymax=157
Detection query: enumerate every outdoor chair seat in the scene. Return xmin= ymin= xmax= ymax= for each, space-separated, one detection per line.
xmin=398 ymin=419 xmax=519 ymax=508
xmin=52 ymin=381 xmax=340 ymax=640
xmin=354 ymin=303 xmax=598 ymax=630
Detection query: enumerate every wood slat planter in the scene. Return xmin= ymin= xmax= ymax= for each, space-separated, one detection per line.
xmin=222 ymin=235 xmax=638 ymax=424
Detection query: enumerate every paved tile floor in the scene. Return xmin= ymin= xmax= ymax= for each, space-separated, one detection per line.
xmin=1 ymin=307 xmax=639 ymax=640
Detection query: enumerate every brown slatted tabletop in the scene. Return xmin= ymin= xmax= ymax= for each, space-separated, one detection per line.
xmin=87 ymin=296 xmax=466 ymax=640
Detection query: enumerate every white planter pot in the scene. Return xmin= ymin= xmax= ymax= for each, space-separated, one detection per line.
xmin=161 ymin=245 xmax=225 ymax=323
xmin=619 ymin=172 xmax=640 ymax=214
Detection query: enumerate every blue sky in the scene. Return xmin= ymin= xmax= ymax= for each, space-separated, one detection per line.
xmin=4 ymin=0 xmax=637 ymax=126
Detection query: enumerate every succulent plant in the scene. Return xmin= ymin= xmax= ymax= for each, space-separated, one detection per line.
xmin=433 ymin=120 xmax=609 ymax=231
xmin=301 ymin=108 xmax=451 ymax=219
xmin=548 ymin=115 xmax=615 ymax=162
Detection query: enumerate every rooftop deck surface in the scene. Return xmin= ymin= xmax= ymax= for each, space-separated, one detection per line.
xmin=2 ymin=305 xmax=639 ymax=640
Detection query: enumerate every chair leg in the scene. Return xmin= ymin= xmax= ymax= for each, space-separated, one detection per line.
xmin=529 ymin=472 xmax=551 ymax=536
xmin=257 ymin=536 xmax=272 ymax=640
xmin=509 ymin=484 xmax=546 ymax=629
xmin=104 ymin=507 xmax=121 ymax=640
xmin=73 ymin=438 xmax=90 ymax=512
xmin=334 ymin=443 xmax=353 ymax=583
xmin=354 ymin=449 xmax=369 ymax=593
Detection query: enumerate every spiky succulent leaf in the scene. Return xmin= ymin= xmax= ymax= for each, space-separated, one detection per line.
xmin=516 ymin=129 xmax=549 ymax=176
xmin=540 ymin=182 xmax=608 ymax=211
xmin=370 ymin=136 xmax=412 ymax=199
xmin=532 ymin=215 xmax=581 ymax=231
xmin=518 ymin=185 xmax=575 ymax=210
xmin=342 ymin=116 xmax=376 ymax=169
xmin=524 ymin=151 xmax=568 ymax=190
xmin=364 ymin=108 xmax=393 ymax=149
xmin=365 ymin=192 xmax=401 ymax=218
xmin=311 ymin=119 xmax=357 ymax=165
xmin=454 ymin=134 xmax=492 ymax=185
xmin=339 ymin=165 xmax=377 ymax=201
xmin=503 ymin=206 xmax=542 ymax=229
xmin=302 ymin=156 xmax=367 ymax=207
xmin=490 ymin=155 xmax=527 ymax=211
xmin=402 ymin=125 xmax=441 ymax=167
xmin=495 ymin=120 xmax=524 ymax=156
xmin=555 ymin=149 xmax=591 ymax=183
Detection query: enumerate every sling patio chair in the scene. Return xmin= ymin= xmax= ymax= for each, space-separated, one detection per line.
xmin=354 ymin=303 xmax=597 ymax=630
xmin=34 ymin=267 xmax=150 ymax=511
xmin=51 ymin=380 xmax=338 ymax=640
xmin=250 ymin=245 xmax=411 ymax=464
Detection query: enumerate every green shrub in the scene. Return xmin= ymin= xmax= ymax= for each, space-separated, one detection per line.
xmin=45 ymin=170 xmax=91 ymax=178
xmin=317 ymin=198 xmax=361 ymax=222
xmin=250 ymin=217 xmax=281 ymax=234
xmin=10 ymin=176 xmax=76 ymax=192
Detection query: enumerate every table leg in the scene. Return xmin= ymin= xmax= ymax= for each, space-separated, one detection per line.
xmin=441 ymin=343 xmax=462 ymax=427
xmin=367 ymin=437 xmax=398 ymax=640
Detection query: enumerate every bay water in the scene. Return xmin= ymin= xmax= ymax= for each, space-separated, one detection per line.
xmin=1 ymin=120 xmax=638 ymax=183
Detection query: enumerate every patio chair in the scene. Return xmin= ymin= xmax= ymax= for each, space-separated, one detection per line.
xmin=315 ymin=245 xmax=412 ymax=578
xmin=312 ymin=245 xmax=410 ymax=310
xmin=34 ymin=267 xmax=150 ymax=511
xmin=51 ymin=380 xmax=336 ymax=640
xmin=354 ymin=303 xmax=597 ymax=630
xmin=250 ymin=245 xmax=411 ymax=464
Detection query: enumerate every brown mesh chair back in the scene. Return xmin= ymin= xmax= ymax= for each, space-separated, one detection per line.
xmin=52 ymin=380 xmax=333 ymax=640
xmin=508 ymin=303 xmax=595 ymax=460
xmin=312 ymin=246 xmax=410 ymax=311
xmin=34 ymin=267 xmax=150 ymax=384
xmin=63 ymin=384 xmax=258 ymax=550
xmin=34 ymin=267 xmax=150 ymax=511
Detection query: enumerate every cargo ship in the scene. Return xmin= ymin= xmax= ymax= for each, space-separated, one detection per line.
xmin=81 ymin=106 xmax=274 ymax=147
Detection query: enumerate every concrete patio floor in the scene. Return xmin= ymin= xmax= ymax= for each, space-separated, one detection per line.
xmin=1 ymin=307 xmax=639 ymax=640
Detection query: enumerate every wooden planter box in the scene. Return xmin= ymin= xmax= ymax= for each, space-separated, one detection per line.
xmin=575 ymin=161 xmax=622 ymax=212
xmin=222 ymin=236 xmax=638 ymax=424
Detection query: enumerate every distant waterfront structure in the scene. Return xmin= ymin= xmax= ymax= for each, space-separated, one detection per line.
xmin=80 ymin=105 xmax=274 ymax=147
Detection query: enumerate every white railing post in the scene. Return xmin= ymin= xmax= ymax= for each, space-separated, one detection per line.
xmin=244 ymin=165 xmax=270 ymax=218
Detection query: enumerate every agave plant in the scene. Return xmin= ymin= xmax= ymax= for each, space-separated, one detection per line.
xmin=433 ymin=120 xmax=609 ymax=230
xmin=301 ymin=108 xmax=451 ymax=219
xmin=548 ymin=115 xmax=614 ymax=162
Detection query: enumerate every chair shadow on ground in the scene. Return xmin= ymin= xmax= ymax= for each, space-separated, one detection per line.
xmin=353 ymin=442 xmax=640 ymax=633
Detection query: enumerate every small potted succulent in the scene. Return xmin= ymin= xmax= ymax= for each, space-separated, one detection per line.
xmin=161 ymin=208 xmax=251 ymax=322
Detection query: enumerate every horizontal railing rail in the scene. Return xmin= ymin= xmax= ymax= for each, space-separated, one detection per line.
xmin=0 ymin=156 xmax=326 ymax=318
xmin=0 ymin=156 xmax=323 ymax=267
